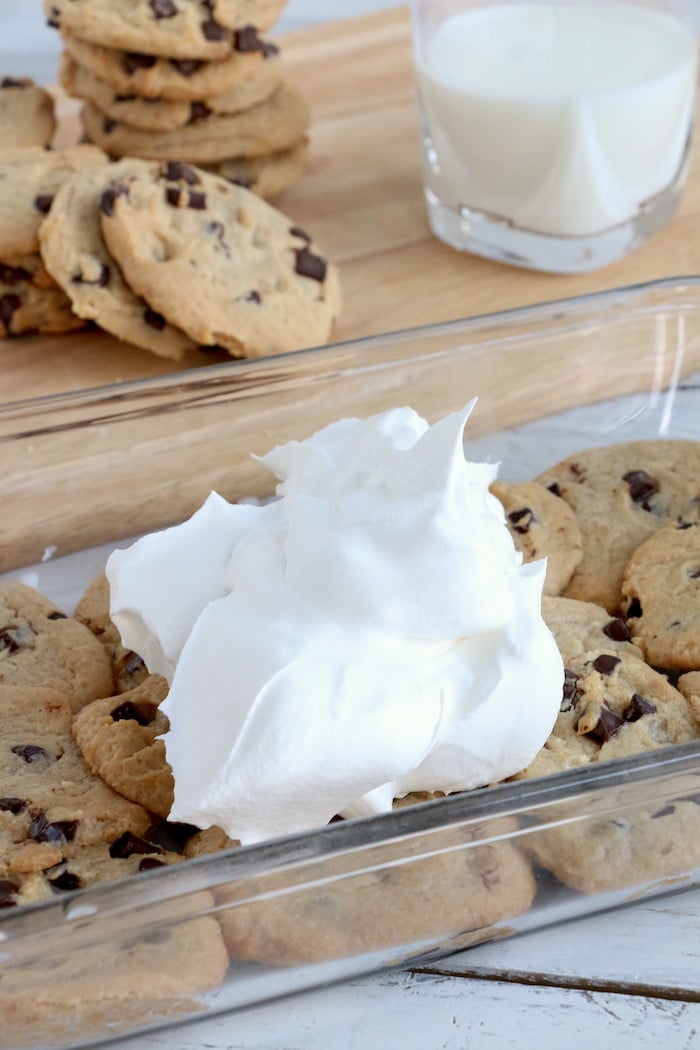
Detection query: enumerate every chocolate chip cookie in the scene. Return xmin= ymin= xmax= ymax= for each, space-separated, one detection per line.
xmin=99 ymin=161 xmax=340 ymax=357
xmin=0 ymin=76 xmax=56 ymax=149
xmin=61 ymin=51 xmax=282 ymax=131
xmin=0 ymin=144 xmax=107 ymax=258
xmin=0 ymin=581 xmax=113 ymax=709
xmin=218 ymin=817 xmax=536 ymax=965
xmin=0 ymin=684 xmax=152 ymax=876
xmin=73 ymin=676 xmax=174 ymax=818
xmin=74 ymin=572 xmax=150 ymax=692
xmin=82 ymin=80 xmax=309 ymax=163
xmin=490 ymin=480 xmax=583 ymax=596
xmin=39 ymin=158 xmax=197 ymax=358
xmin=514 ymin=648 xmax=700 ymax=891
xmin=0 ymin=267 xmax=85 ymax=337
xmin=621 ymin=518 xmax=700 ymax=671
xmin=206 ymin=139 xmax=309 ymax=198
xmin=536 ymin=440 xmax=700 ymax=613
xmin=542 ymin=596 xmax=642 ymax=664
xmin=62 ymin=29 xmax=277 ymax=100
xmin=45 ymin=0 xmax=287 ymax=59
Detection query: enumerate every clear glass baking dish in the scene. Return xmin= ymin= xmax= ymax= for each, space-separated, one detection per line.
xmin=1 ymin=275 xmax=700 ymax=1049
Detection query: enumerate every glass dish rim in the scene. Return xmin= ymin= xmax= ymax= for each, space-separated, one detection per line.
xmin=2 ymin=271 xmax=700 ymax=940
xmin=3 ymin=273 xmax=700 ymax=419
xmin=1 ymin=739 xmax=698 ymax=940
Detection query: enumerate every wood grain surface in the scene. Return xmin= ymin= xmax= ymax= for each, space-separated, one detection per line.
xmin=4 ymin=4 xmax=700 ymax=405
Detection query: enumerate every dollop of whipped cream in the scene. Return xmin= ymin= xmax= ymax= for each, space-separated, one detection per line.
xmin=106 ymin=402 xmax=563 ymax=844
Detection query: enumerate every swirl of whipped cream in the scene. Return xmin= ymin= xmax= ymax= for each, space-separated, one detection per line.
xmin=107 ymin=402 xmax=563 ymax=844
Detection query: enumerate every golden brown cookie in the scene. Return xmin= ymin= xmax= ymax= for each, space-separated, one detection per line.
xmin=72 ymin=676 xmax=174 ymax=818
xmin=490 ymin=480 xmax=583 ymax=596
xmin=621 ymin=518 xmax=700 ymax=671
xmin=536 ymin=440 xmax=700 ymax=613
xmin=99 ymin=161 xmax=341 ymax=358
xmin=82 ymin=80 xmax=310 ymax=163
xmin=542 ymin=595 xmax=642 ymax=664
xmin=46 ymin=0 xmax=286 ymax=58
xmin=62 ymin=29 xmax=277 ymax=100
xmin=515 ymin=648 xmax=700 ymax=892
xmin=0 ymin=685 xmax=152 ymax=876
xmin=74 ymin=572 xmax=150 ymax=693
xmin=61 ymin=52 xmax=283 ymax=131
xmin=39 ymin=158 xmax=197 ymax=358
xmin=0 ymin=144 xmax=107 ymax=258
xmin=0 ymin=76 xmax=56 ymax=149
xmin=0 ymin=581 xmax=113 ymax=709
xmin=218 ymin=817 xmax=536 ymax=966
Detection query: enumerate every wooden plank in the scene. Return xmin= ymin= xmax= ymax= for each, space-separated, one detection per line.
xmin=6 ymin=6 xmax=700 ymax=405
xmin=104 ymin=970 xmax=700 ymax=1050
xmin=420 ymin=890 xmax=700 ymax=997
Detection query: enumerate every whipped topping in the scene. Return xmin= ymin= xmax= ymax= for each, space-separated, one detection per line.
xmin=107 ymin=402 xmax=563 ymax=844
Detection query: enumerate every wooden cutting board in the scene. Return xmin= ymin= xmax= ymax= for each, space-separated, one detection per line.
xmin=4 ymin=4 xmax=700 ymax=405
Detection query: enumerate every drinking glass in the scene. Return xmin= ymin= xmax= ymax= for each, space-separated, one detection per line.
xmin=410 ymin=0 xmax=700 ymax=272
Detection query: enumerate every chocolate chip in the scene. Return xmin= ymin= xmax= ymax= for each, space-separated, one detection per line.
xmin=0 ymin=797 xmax=26 ymax=814
xmin=110 ymin=700 xmax=156 ymax=726
xmin=623 ymin=693 xmax=657 ymax=722
xmin=592 ymin=654 xmax=621 ymax=675
xmin=0 ymin=879 xmax=19 ymax=908
xmin=1 ymin=77 xmax=26 ymax=88
xmin=110 ymin=831 xmax=163 ymax=859
xmin=224 ymin=174 xmax=252 ymax=188
xmin=561 ymin=668 xmax=579 ymax=712
xmin=33 ymin=193 xmax=54 ymax=215
xmin=201 ymin=17 xmax=225 ymax=40
xmin=124 ymin=652 xmax=146 ymax=677
xmin=295 ymin=247 xmax=327 ymax=282
xmin=143 ymin=307 xmax=166 ymax=330
xmin=123 ymin=52 xmax=158 ymax=74
xmin=626 ymin=598 xmax=643 ymax=619
xmin=689 ymin=567 xmax=700 ymax=579
xmin=677 ymin=522 xmax=694 ymax=530
xmin=150 ymin=0 xmax=178 ymax=17
xmin=189 ymin=101 xmax=211 ymax=123
xmin=114 ymin=91 xmax=138 ymax=102
xmin=170 ymin=58 xmax=203 ymax=76
xmin=11 ymin=744 xmax=52 ymax=764
xmin=623 ymin=469 xmax=659 ymax=508
xmin=103 ymin=118 xmax=118 ymax=134
xmin=162 ymin=160 xmax=200 ymax=184
xmin=583 ymin=705 xmax=626 ymax=743
xmin=245 ymin=290 xmax=261 ymax=304
xmin=47 ymin=610 xmax=67 ymax=620
xmin=0 ymin=293 xmax=21 ymax=330
xmin=48 ymin=870 xmax=82 ymax=892
xmin=262 ymin=40 xmax=279 ymax=58
xmin=165 ymin=186 xmax=182 ymax=206
xmin=0 ymin=624 xmax=35 ymax=651
xmin=233 ymin=25 xmax=266 ymax=52
xmin=0 ymin=262 xmax=31 ymax=283
xmin=651 ymin=804 xmax=676 ymax=819
xmin=100 ymin=183 xmax=129 ymax=217
xmin=290 ymin=225 xmax=311 ymax=242
xmin=29 ymin=813 xmax=78 ymax=844
xmin=603 ymin=618 xmax=631 ymax=643
xmin=138 ymin=856 xmax=166 ymax=871
xmin=72 ymin=262 xmax=110 ymax=288
xmin=508 ymin=507 xmax=536 ymax=535
xmin=187 ymin=190 xmax=206 ymax=209
xmin=46 ymin=6 xmax=60 ymax=28
xmin=547 ymin=482 xmax=563 ymax=498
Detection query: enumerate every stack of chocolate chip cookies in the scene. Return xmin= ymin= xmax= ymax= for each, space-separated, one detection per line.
xmin=45 ymin=0 xmax=311 ymax=198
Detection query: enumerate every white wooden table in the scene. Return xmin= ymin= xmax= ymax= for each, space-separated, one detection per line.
xmin=0 ymin=2 xmax=698 ymax=1047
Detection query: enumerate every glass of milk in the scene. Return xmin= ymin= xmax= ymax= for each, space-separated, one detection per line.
xmin=411 ymin=0 xmax=699 ymax=272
